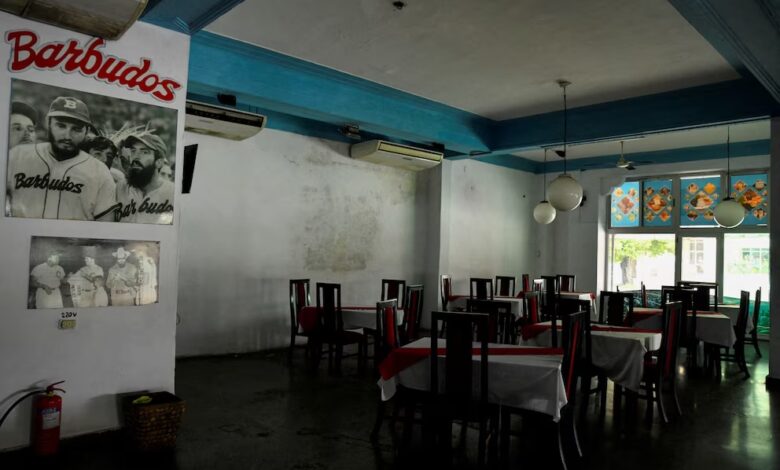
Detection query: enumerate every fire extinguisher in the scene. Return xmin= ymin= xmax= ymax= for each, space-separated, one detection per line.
xmin=31 ymin=381 xmax=66 ymax=456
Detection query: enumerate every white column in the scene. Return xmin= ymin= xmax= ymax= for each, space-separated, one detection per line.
xmin=769 ymin=117 xmax=780 ymax=381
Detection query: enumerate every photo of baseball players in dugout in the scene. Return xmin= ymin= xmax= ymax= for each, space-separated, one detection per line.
xmin=28 ymin=236 xmax=160 ymax=309
xmin=5 ymin=79 xmax=178 ymax=224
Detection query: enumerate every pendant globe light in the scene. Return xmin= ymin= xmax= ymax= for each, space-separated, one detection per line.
xmin=533 ymin=148 xmax=557 ymax=224
xmin=713 ymin=126 xmax=745 ymax=228
xmin=547 ymin=80 xmax=584 ymax=211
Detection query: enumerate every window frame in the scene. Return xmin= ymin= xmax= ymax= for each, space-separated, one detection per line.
xmin=606 ymin=168 xmax=770 ymax=302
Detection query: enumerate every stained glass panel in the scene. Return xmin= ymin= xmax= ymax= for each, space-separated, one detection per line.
xmin=610 ymin=181 xmax=640 ymax=227
xmin=680 ymin=175 xmax=720 ymax=226
xmin=642 ymin=179 xmax=673 ymax=226
xmin=730 ymin=173 xmax=768 ymax=226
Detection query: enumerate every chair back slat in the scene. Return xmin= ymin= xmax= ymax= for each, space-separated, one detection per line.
xmin=735 ymin=290 xmax=751 ymax=340
xmin=382 ymin=279 xmax=406 ymax=307
xmin=290 ymin=279 xmax=311 ymax=332
xmin=495 ymin=276 xmax=516 ymax=297
xmin=403 ymin=284 xmax=424 ymax=342
xmin=598 ymin=291 xmax=634 ymax=325
xmin=431 ymin=311 xmax=489 ymax=409
xmin=659 ymin=301 xmax=683 ymax=377
xmin=316 ymin=283 xmax=342 ymax=335
xmin=441 ymin=274 xmax=452 ymax=310
xmin=521 ymin=274 xmax=531 ymax=292
xmin=375 ymin=299 xmax=399 ymax=361
xmin=557 ymin=274 xmax=576 ymax=292
xmin=640 ymin=282 xmax=648 ymax=308
xmin=751 ymin=288 xmax=762 ymax=335
xmin=561 ymin=310 xmax=587 ymax=400
xmin=470 ymin=278 xmax=494 ymax=300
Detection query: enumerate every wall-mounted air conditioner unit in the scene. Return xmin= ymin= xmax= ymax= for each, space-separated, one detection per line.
xmin=185 ymin=101 xmax=267 ymax=141
xmin=0 ymin=0 xmax=148 ymax=40
xmin=350 ymin=140 xmax=442 ymax=171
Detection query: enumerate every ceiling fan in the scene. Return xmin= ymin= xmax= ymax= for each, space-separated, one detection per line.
xmin=616 ymin=141 xmax=635 ymax=170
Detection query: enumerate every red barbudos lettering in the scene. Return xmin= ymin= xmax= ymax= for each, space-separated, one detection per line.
xmin=5 ymin=30 xmax=181 ymax=103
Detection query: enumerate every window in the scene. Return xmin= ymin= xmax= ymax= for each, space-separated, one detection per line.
xmin=608 ymin=233 xmax=675 ymax=290
xmin=680 ymin=237 xmax=717 ymax=283
xmin=724 ymin=233 xmax=770 ymax=334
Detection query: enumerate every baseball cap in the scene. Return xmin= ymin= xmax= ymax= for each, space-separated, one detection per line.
xmin=124 ymin=133 xmax=169 ymax=160
xmin=11 ymin=101 xmax=37 ymax=124
xmin=47 ymin=96 xmax=91 ymax=127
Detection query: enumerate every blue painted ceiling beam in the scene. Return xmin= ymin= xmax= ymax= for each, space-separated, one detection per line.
xmin=669 ymin=0 xmax=780 ymax=103
xmin=187 ymin=31 xmax=494 ymax=155
xmin=141 ymin=0 xmax=245 ymax=35
xmin=491 ymin=78 xmax=778 ymax=155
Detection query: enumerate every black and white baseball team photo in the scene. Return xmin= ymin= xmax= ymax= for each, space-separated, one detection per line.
xmin=5 ymin=79 xmax=178 ymax=225
xmin=28 ymin=236 xmax=160 ymax=310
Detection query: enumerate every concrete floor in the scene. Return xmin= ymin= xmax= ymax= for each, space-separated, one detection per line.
xmin=1 ymin=343 xmax=777 ymax=469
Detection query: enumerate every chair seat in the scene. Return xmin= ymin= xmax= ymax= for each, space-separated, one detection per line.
xmin=322 ymin=329 xmax=365 ymax=345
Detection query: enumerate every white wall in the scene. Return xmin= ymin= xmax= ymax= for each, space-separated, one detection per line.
xmin=0 ymin=18 xmax=188 ymax=450
xmin=176 ymin=130 xmax=429 ymax=356
xmin=441 ymin=159 xmax=541 ymax=295
xmin=546 ymin=154 xmax=771 ymax=294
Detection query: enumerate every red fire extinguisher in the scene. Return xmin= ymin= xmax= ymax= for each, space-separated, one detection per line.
xmin=31 ymin=381 xmax=66 ymax=456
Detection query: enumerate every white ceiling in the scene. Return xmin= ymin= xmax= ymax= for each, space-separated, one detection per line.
xmin=512 ymin=119 xmax=770 ymax=161
xmin=207 ymin=0 xmax=738 ymax=120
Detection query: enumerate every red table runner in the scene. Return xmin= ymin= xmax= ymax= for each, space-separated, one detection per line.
xmin=379 ymin=346 xmax=563 ymax=380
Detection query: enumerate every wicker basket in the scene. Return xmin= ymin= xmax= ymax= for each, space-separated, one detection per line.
xmin=122 ymin=391 xmax=185 ymax=451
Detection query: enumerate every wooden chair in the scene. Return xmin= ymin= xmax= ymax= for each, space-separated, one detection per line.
xmin=520 ymin=290 xmax=541 ymax=325
xmin=598 ymin=291 xmax=635 ymax=326
xmin=745 ymin=288 xmax=762 ymax=358
xmin=382 ymin=279 xmax=407 ymax=307
xmin=520 ymin=274 xmax=531 ymax=293
xmin=495 ymin=276 xmax=516 ymax=297
xmin=315 ymin=283 xmax=367 ymax=375
xmin=467 ymin=299 xmax=514 ymax=344
xmin=402 ymin=284 xmax=424 ymax=344
xmin=430 ymin=311 xmax=496 ymax=466
xmin=500 ymin=310 xmax=587 ymax=468
xmin=557 ymin=274 xmax=576 ymax=292
xmin=440 ymin=274 xmax=453 ymax=311
xmin=470 ymin=277 xmax=494 ymax=300
xmin=713 ymin=290 xmax=751 ymax=379
xmin=640 ymin=282 xmax=648 ymax=308
xmin=370 ymin=299 xmax=400 ymax=441
xmin=638 ymin=301 xmax=684 ymax=424
xmin=678 ymin=281 xmax=718 ymax=312
xmin=662 ymin=285 xmax=697 ymax=364
xmin=288 ymin=279 xmax=313 ymax=362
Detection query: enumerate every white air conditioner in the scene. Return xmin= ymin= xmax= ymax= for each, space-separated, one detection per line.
xmin=0 ymin=0 xmax=148 ymax=40
xmin=350 ymin=140 xmax=442 ymax=171
xmin=185 ymin=101 xmax=267 ymax=141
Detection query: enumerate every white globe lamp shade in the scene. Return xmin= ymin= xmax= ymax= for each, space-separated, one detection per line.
xmin=547 ymin=173 xmax=583 ymax=211
xmin=714 ymin=197 xmax=745 ymax=228
xmin=533 ymin=201 xmax=557 ymax=224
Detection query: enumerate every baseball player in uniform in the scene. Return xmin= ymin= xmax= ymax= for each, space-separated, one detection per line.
xmin=5 ymin=96 xmax=117 ymax=221
xmin=68 ymin=246 xmax=108 ymax=308
xmin=30 ymin=252 xmax=65 ymax=309
xmin=115 ymin=130 xmax=174 ymax=224
xmin=9 ymin=101 xmax=38 ymax=149
xmin=82 ymin=136 xmax=126 ymax=185
xmin=106 ymin=247 xmax=138 ymax=306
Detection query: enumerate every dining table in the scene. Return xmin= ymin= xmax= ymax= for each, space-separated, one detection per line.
xmin=632 ymin=307 xmax=739 ymax=348
xmin=377 ymin=337 xmax=568 ymax=421
xmin=448 ymin=295 xmax=526 ymax=318
xmin=521 ymin=321 xmax=662 ymax=391
xmin=298 ymin=305 xmax=405 ymax=333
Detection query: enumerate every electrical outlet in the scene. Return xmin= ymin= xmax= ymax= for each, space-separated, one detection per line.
xmin=58 ymin=319 xmax=76 ymax=330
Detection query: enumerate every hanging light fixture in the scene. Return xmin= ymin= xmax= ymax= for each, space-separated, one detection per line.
xmin=534 ymin=148 xmax=557 ymax=224
xmin=713 ymin=126 xmax=745 ymax=228
xmin=547 ymin=80 xmax=584 ymax=211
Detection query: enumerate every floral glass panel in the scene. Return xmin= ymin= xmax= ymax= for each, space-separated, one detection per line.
xmin=610 ymin=181 xmax=640 ymax=227
xmin=680 ymin=175 xmax=720 ymax=226
xmin=642 ymin=179 xmax=673 ymax=226
xmin=730 ymin=173 xmax=768 ymax=226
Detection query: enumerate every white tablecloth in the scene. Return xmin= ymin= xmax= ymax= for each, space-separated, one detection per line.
xmin=448 ymin=295 xmax=526 ymax=318
xmin=523 ymin=321 xmax=662 ymax=391
xmin=342 ymin=308 xmax=404 ymax=330
xmin=377 ymin=337 xmax=567 ymax=421
xmin=634 ymin=312 xmax=736 ymax=348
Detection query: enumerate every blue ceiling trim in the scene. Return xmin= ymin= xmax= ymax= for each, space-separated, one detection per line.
xmin=669 ymin=0 xmax=780 ymax=104
xmin=187 ymin=31 xmax=493 ymax=155
xmin=447 ymin=154 xmax=542 ymax=173
xmin=141 ymin=0 xmax=245 ymax=35
xmin=491 ymin=79 xmax=778 ymax=155
xmin=540 ymin=139 xmax=770 ymax=174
